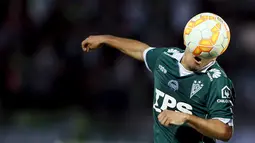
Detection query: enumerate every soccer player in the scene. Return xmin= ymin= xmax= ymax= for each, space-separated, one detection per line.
xmin=81 ymin=35 xmax=235 ymax=143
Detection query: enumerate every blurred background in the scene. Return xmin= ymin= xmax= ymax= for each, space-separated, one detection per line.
xmin=0 ymin=0 xmax=254 ymax=142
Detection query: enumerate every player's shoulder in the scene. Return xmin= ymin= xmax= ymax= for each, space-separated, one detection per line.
xmin=206 ymin=62 xmax=236 ymax=101
xmin=163 ymin=47 xmax=185 ymax=55
xmin=206 ymin=62 xmax=233 ymax=87
xmin=159 ymin=47 xmax=185 ymax=60
xmin=146 ymin=46 xmax=185 ymax=62
xmin=166 ymin=47 xmax=185 ymax=53
xmin=148 ymin=47 xmax=184 ymax=53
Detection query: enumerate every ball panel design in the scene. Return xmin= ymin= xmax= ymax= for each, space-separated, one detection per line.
xmin=201 ymin=29 xmax=212 ymax=39
xmin=221 ymin=47 xmax=228 ymax=55
xmin=206 ymin=20 xmax=217 ymax=30
xmin=193 ymin=47 xmax=202 ymax=56
xmin=183 ymin=12 xmax=230 ymax=58
xmin=210 ymin=45 xmax=223 ymax=57
xmin=188 ymin=42 xmax=198 ymax=52
xmin=194 ymin=22 xmax=208 ymax=31
xmin=199 ymin=39 xmax=212 ymax=47
xmin=192 ymin=15 xmax=201 ymax=21
xmin=199 ymin=46 xmax=213 ymax=52
xmin=220 ymin=38 xmax=229 ymax=54
xmin=222 ymin=38 xmax=229 ymax=47
xmin=200 ymin=52 xmax=211 ymax=58
xmin=214 ymin=33 xmax=224 ymax=46
xmin=187 ymin=30 xmax=202 ymax=45
xmin=184 ymin=27 xmax=192 ymax=35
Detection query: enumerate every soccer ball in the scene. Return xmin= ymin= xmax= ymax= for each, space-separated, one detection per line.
xmin=183 ymin=12 xmax=230 ymax=58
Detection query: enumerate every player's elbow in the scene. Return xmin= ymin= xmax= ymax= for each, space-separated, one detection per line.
xmin=218 ymin=125 xmax=233 ymax=142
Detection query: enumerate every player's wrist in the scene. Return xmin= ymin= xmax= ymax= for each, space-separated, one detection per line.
xmin=183 ymin=113 xmax=192 ymax=123
xmin=101 ymin=35 xmax=113 ymax=44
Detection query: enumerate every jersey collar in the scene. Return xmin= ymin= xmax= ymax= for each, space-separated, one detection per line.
xmin=199 ymin=60 xmax=216 ymax=73
xmin=173 ymin=52 xmax=216 ymax=73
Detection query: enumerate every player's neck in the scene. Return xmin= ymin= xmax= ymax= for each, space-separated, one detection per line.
xmin=180 ymin=56 xmax=192 ymax=71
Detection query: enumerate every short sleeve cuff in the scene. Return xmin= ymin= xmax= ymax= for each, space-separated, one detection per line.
xmin=143 ymin=47 xmax=155 ymax=72
xmin=212 ymin=117 xmax=234 ymax=126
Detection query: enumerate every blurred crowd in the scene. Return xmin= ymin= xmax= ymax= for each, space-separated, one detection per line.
xmin=0 ymin=0 xmax=255 ymax=142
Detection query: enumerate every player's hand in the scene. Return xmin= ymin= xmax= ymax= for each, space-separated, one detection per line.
xmin=81 ymin=35 xmax=105 ymax=52
xmin=158 ymin=110 xmax=189 ymax=126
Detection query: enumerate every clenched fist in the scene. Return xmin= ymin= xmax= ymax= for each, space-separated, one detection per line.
xmin=158 ymin=110 xmax=189 ymax=127
xmin=81 ymin=35 xmax=107 ymax=52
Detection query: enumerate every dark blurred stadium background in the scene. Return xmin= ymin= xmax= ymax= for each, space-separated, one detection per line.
xmin=0 ymin=0 xmax=254 ymax=142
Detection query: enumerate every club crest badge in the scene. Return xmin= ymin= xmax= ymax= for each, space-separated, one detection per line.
xmin=190 ymin=80 xmax=204 ymax=98
xmin=168 ymin=80 xmax=179 ymax=91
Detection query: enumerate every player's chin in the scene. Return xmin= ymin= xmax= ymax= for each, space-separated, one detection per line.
xmin=189 ymin=65 xmax=201 ymax=72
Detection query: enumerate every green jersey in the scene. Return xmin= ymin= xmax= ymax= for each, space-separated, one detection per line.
xmin=143 ymin=47 xmax=235 ymax=143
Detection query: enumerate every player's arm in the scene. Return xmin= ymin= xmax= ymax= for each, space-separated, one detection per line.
xmin=81 ymin=35 xmax=149 ymax=61
xmin=159 ymin=78 xmax=235 ymax=142
xmin=158 ymin=110 xmax=232 ymax=142
xmin=185 ymin=114 xmax=232 ymax=141
xmin=186 ymin=78 xmax=235 ymax=142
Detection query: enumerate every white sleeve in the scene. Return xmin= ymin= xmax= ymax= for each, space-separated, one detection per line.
xmin=143 ymin=47 xmax=155 ymax=72
xmin=212 ymin=117 xmax=234 ymax=126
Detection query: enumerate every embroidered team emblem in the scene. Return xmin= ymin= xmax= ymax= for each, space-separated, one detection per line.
xmin=164 ymin=48 xmax=180 ymax=57
xmin=168 ymin=80 xmax=179 ymax=91
xmin=167 ymin=49 xmax=180 ymax=54
xmin=190 ymin=80 xmax=204 ymax=98
xmin=209 ymin=69 xmax=221 ymax=79
xmin=221 ymin=86 xmax=231 ymax=99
